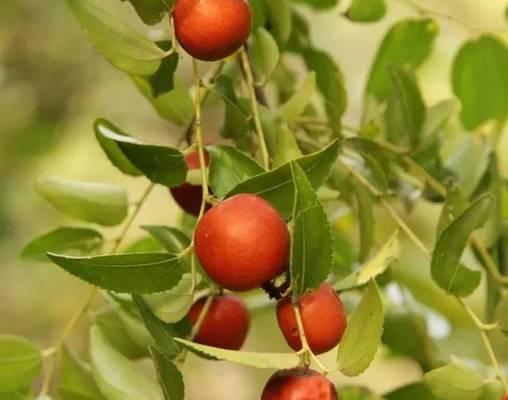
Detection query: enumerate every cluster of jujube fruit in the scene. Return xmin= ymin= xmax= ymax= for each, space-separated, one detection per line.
xmin=169 ymin=0 xmax=349 ymax=396
xmin=172 ymin=147 xmax=346 ymax=399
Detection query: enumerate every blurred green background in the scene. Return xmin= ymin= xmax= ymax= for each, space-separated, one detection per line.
xmin=0 ymin=0 xmax=506 ymax=398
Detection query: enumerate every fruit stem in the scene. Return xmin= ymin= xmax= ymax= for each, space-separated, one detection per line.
xmin=189 ymin=293 xmax=215 ymax=341
xmin=176 ymin=289 xmax=217 ymax=366
xmin=179 ymin=61 xmax=225 ymax=146
xmin=191 ymin=59 xmax=210 ymax=220
xmin=37 ymin=182 xmax=155 ymax=397
xmin=239 ymin=47 xmax=270 ymax=170
xmin=292 ymin=303 xmax=329 ymax=374
xmin=167 ymin=13 xmax=179 ymax=55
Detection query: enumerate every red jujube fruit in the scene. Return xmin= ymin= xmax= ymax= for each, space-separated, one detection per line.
xmin=170 ymin=149 xmax=210 ymax=216
xmin=173 ymin=0 xmax=252 ymax=61
xmin=276 ymin=283 xmax=347 ymax=355
xmin=188 ymin=294 xmax=249 ymax=350
xmin=194 ymin=193 xmax=290 ymax=291
xmin=261 ymin=368 xmax=338 ymax=400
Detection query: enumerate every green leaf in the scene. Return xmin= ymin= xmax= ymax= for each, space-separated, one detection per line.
xmin=431 ymin=195 xmax=493 ymax=297
xmin=251 ymin=28 xmax=280 ymax=83
xmin=95 ymin=123 xmax=187 ymax=187
xmin=228 ymin=140 xmax=340 ymax=218
xmin=337 ymin=280 xmax=384 ymax=376
xmin=214 ymin=76 xmax=252 ymax=151
xmin=366 ymin=19 xmax=439 ymax=100
xmin=357 ymin=230 xmax=399 ymax=285
xmin=261 ymin=111 xmax=302 ymax=168
xmin=445 ymin=135 xmax=492 ymax=197
xmin=355 ymin=184 xmax=375 ymax=262
xmin=385 ymin=383 xmax=438 ymax=400
xmin=436 ymin=183 xmax=468 ymax=239
xmin=345 ymin=0 xmax=386 ymax=22
xmin=21 ymin=227 xmax=104 ymax=262
xmin=208 ymin=145 xmax=265 ymax=198
xmin=290 ymin=163 xmax=333 ymax=295
xmin=143 ymin=273 xmax=195 ymax=323
xmin=132 ymin=296 xmax=185 ymax=357
xmin=474 ymin=154 xmax=503 ymax=248
xmin=263 ymin=0 xmax=292 ymax=44
xmin=0 ymin=335 xmax=42 ymax=392
xmin=36 ymin=177 xmax=128 ymax=226
xmin=132 ymin=76 xmax=194 ymax=126
xmin=146 ymin=43 xmax=179 ymax=98
xmin=291 ymin=0 xmax=339 ymax=10
xmin=338 ymin=386 xmax=384 ymax=400
xmin=47 ymin=252 xmax=185 ymax=294
xmin=121 ymin=0 xmax=169 ymax=25
xmin=124 ymin=236 xmax=164 ymax=253
xmin=422 ymin=99 xmax=459 ymax=141
xmin=424 ymin=360 xmax=483 ymax=400
xmin=332 ymin=229 xmax=356 ymax=279
xmin=385 ymin=66 xmax=426 ymax=148
xmin=175 ymin=338 xmax=300 ymax=369
xmin=250 ymin=0 xmax=267 ymax=31
xmin=478 ymin=381 xmax=505 ymax=400
xmin=67 ymin=0 xmax=165 ymax=75
xmin=94 ymin=309 xmax=148 ymax=359
xmin=278 ymin=72 xmax=316 ymax=122
xmin=117 ymin=309 xmax=154 ymax=352
xmin=0 ymin=389 xmax=32 ymax=400
xmin=478 ymin=381 xmax=504 ymax=400
xmin=344 ymin=137 xmax=394 ymax=179
xmin=382 ymin=309 xmax=439 ymax=371
xmin=303 ymin=48 xmax=347 ymax=133
xmin=58 ymin=346 xmax=105 ymax=400
xmin=90 ymin=325 xmax=161 ymax=400
xmin=94 ymin=119 xmax=142 ymax=176
xmin=149 ymin=347 xmax=185 ymax=400
xmin=452 ymin=35 xmax=508 ymax=130
xmin=141 ymin=226 xmax=190 ymax=253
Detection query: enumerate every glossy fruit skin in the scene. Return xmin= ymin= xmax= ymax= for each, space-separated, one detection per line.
xmin=188 ymin=295 xmax=250 ymax=350
xmin=173 ymin=0 xmax=252 ymax=61
xmin=261 ymin=368 xmax=338 ymax=400
xmin=194 ymin=193 xmax=290 ymax=291
xmin=170 ymin=150 xmax=210 ymax=216
xmin=276 ymin=283 xmax=347 ymax=355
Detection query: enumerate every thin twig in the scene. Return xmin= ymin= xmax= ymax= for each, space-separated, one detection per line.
xmin=239 ymin=47 xmax=270 ymax=170
xmin=293 ymin=303 xmax=329 ymax=374
xmin=179 ymin=61 xmax=226 ymax=146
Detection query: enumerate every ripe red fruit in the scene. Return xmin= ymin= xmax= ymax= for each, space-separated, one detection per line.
xmin=261 ymin=368 xmax=338 ymax=400
xmin=194 ymin=193 xmax=290 ymax=291
xmin=276 ymin=284 xmax=347 ymax=355
xmin=188 ymin=294 xmax=249 ymax=350
xmin=170 ymin=150 xmax=210 ymax=216
xmin=173 ymin=0 xmax=252 ymax=61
